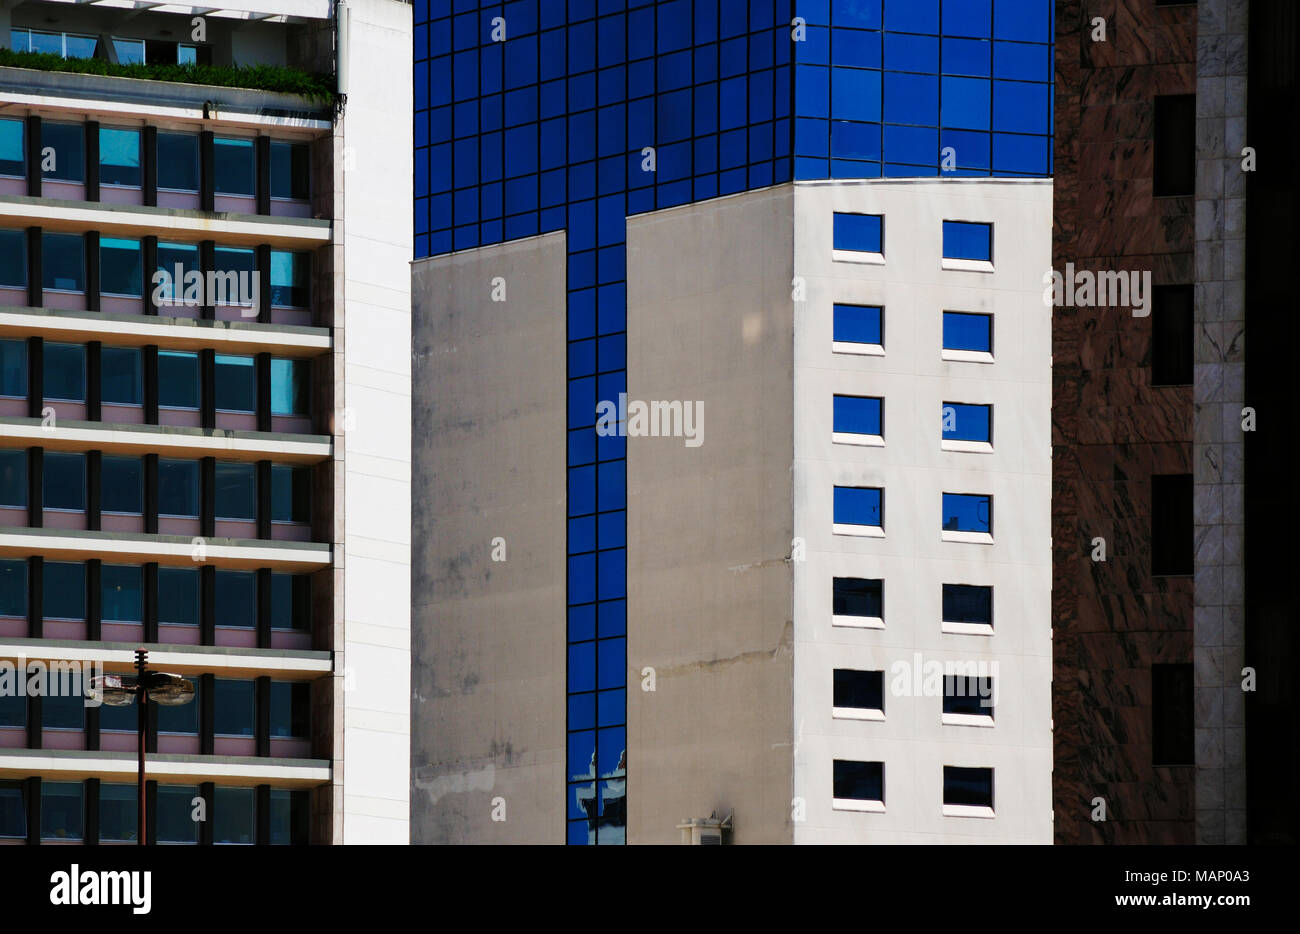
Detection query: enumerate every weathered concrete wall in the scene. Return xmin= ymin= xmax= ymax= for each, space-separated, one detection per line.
xmin=411 ymin=231 xmax=567 ymax=844
xmin=625 ymin=186 xmax=796 ymax=845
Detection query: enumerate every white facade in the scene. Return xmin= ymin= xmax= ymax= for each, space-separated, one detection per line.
xmin=790 ymin=178 xmax=1053 ymax=843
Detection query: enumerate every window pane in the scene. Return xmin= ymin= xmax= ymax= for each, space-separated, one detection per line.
xmin=270 ymin=358 xmax=309 ymax=415
xmin=0 ymin=688 xmax=24 ymax=727
xmin=99 ymin=783 xmax=138 ymax=843
xmin=214 ymin=786 xmax=256 ymax=844
xmin=833 ymin=486 xmax=882 ymax=528
xmin=156 ymin=784 xmax=199 ymax=843
xmin=111 ymin=38 xmax=145 ymax=65
xmin=0 ymin=230 xmax=25 ymax=288
xmin=213 ymin=137 xmax=255 ymax=195
xmin=833 ymin=577 xmax=882 ymax=618
xmin=99 ymin=127 xmax=141 ymax=186
xmin=64 ymin=34 xmax=97 ymax=59
xmin=214 ymin=462 xmax=256 ymax=520
xmin=943 ymin=766 xmax=993 ymax=807
xmin=43 ymin=561 xmax=85 ymax=619
xmin=157 ymin=458 xmax=198 ymax=517
xmin=100 ymin=237 xmax=143 ymax=297
xmin=269 ymin=681 xmax=310 ymax=737
xmin=40 ymin=123 xmax=84 ymax=183
xmin=0 ymin=119 xmax=23 ymax=177
xmin=212 ymin=247 xmax=255 ymax=306
xmin=42 ymin=233 xmax=85 ymax=292
xmin=101 ymin=346 xmax=143 ymax=405
xmin=101 ymin=563 xmax=142 ymax=622
xmin=40 ymin=781 xmax=84 ymax=841
xmin=42 ymin=675 xmax=84 ymax=729
xmin=213 ymin=679 xmax=255 ymax=735
xmin=942 ymin=584 xmax=993 ymax=625
xmin=833 ymin=669 xmax=884 ymax=711
xmin=0 ymin=559 xmax=26 ymax=618
xmin=0 ymin=782 xmax=25 ymax=840
xmin=43 ymin=451 xmax=85 ymax=511
xmin=832 ymin=303 xmax=883 ymax=346
xmin=942 ymin=492 xmax=992 ymax=534
xmin=271 ymin=464 xmax=311 ymax=522
xmin=833 ymin=759 xmax=883 ymax=802
xmin=1154 ymin=95 xmax=1195 ymax=197
xmin=155 ymin=242 xmax=199 ymax=306
xmin=156 ymin=132 xmax=199 ymax=192
xmin=1152 ymin=474 xmax=1193 ymax=575
xmin=269 ymin=251 xmax=310 ymax=307
xmin=158 ymin=567 xmax=199 ymax=626
xmin=43 ymin=342 xmax=85 ymax=402
xmin=157 ymin=350 xmax=199 ymax=409
xmin=943 ymin=311 xmax=992 ymax=352
xmin=833 ymin=395 xmax=882 ymax=436
xmin=214 ymin=355 xmax=256 ymax=412
xmin=215 ymin=570 xmax=256 ymax=629
xmin=832 ymin=212 xmax=883 ymax=252
xmin=270 ymin=140 xmax=310 ymax=200
xmin=0 ymin=450 xmax=25 ymax=509
xmin=1152 ymin=285 xmax=1194 ymax=386
xmin=942 ymin=220 xmax=992 ymax=261
xmin=944 ymin=675 xmax=995 ymax=716
xmin=941 ymin=402 xmax=992 ymax=443
xmin=270 ymin=572 xmax=310 ymax=631
xmin=101 ymin=455 xmax=142 ymax=514
xmin=269 ymin=789 xmax=308 ymax=845
xmin=0 ymin=339 xmax=26 ymax=397
xmin=156 ymin=677 xmax=198 ymax=734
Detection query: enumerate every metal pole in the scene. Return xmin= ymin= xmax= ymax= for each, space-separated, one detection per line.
xmin=136 ymin=648 xmax=147 ymax=846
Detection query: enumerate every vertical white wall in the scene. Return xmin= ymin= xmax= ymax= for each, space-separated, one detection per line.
xmin=791 ymin=178 xmax=1053 ymax=843
xmin=340 ymin=0 xmax=412 ymax=844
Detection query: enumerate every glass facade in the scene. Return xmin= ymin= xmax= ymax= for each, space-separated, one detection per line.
xmin=413 ymin=0 xmax=1052 ymax=843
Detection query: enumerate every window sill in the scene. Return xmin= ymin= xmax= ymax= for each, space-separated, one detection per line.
xmin=942 ymin=804 xmax=995 ymax=819
xmin=941 ymin=440 xmax=993 ymax=454
xmin=832 ymin=798 xmax=885 ymax=813
xmin=941 ymin=712 xmax=995 ymax=728
xmin=942 ymin=349 xmax=994 ymax=364
xmin=832 ymin=614 xmax=884 ymax=630
xmin=833 ymin=523 xmax=885 ymax=538
xmin=832 ymin=432 xmax=884 ymax=447
xmin=941 ymin=258 xmax=994 ymax=273
xmin=832 ymin=249 xmax=885 ymax=266
xmin=941 ymin=530 xmax=993 ymax=545
xmin=942 ymin=621 xmax=994 ymax=636
xmin=831 ymin=341 xmax=885 ymax=356
xmin=833 ymin=706 xmax=885 ymax=722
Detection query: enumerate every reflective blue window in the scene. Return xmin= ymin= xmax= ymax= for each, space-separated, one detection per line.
xmin=833 ymin=486 xmax=883 ymax=528
xmin=942 ymin=402 xmax=992 ymax=443
xmin=833 ymin=395 xmax=883 ymax=437
xmin=832 ymin=303 xmax=883 ymax=345
xmin=943 ymin=311 xmax=992 ymax=352
xmin=942 ymin=220 xmax=992 ymax=261
xmin=833 ymin=213 xmax=883 ymax=253
xmin=942 ymin=492 xmax=992 ymax=534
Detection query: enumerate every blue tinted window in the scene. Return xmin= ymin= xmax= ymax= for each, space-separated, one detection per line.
xmin=833 ymin=395 xmax=883 ymax=436
xmin=943 ymin=311 xmax=991 ymax=352
xmin=0 ymin=118 xmax=23 ymax=177
xmin=942 ymin=402 xmax=992 ymax=442
xmin=833 ymin=303 xmax=883 ymax=345
xmin=942 ymin=220 xmax=991 ymax=260
xmin=942 ymin=492 xmax=991 ymax=534
xmin=833 ymin=212 xmax=883 ymax=253
xmin=834 ymin=486 xmax=883 ymax=528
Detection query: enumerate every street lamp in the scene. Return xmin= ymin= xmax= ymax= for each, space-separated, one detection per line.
xmin=87 ymin=649 xmax=195 ymax=845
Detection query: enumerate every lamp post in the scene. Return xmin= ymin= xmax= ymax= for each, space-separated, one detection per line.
xmin=88 ymin=649 xmax=195 ymax=845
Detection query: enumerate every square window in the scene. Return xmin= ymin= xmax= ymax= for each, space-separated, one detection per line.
xmin=43 ymin=561 xmax=85 ymax=621
xmin=832 ymin=759 xmax=884 ymax=807
xmin=43 ymin=452 xmax=85 ymax=511
xmin=101 ymin=346 xmax=143 ymax=406
xmin=158 ymin=350 xmax=199 ymax=409
xmin=40 ymin=781 xmax=84 ymax=841
xmin=155 ymin=242 xmax=199 ymax=306
xmin=271 ymin=464 xmax=311 ymax=522
xmin=1152 ymin=474 xmax=1193 ymax=575
xmin=942 ymin=220 xmax=992 ymax=262
xmin=943 ymin=766 xmax=993 ymax=811
xmin=833 ymin=669 xmax=884 ymax=716
xmin=942 ymin=584 xmax=992 ymax=627
xmin=1152 ymin=663 xmax=1194 ymax=765
xmin=270 ymin=140 xmax=310 ymax=200
xmin=214 ymin=678 xmax=255 ymax=736
xmin=1151 ymin=285 xmax=1193 ymax=386
xmin=942 ymin=492 xmax=991 ymax=536
xmin=156 ymin=785 xmax=199 ymax=844
xmin=42 ymin=233 xmax=85 ymax=292
xmin=99 ymin=127 xmax=141 ymax=187
xmin=943 ymin=675 xmax=995 ymax=718
xmin=101 ymin=564 xmax=142 ymax=623
xmin=1154 ymin=95 xmax=1195 ymax=197
xmin=214 ymin=354 xmax=256 ymax=412
xmin=833 ymin=577 xmax=882 ymax=620
xmin=832 ymin=212 xmax=883 ymax=254
xmin=159 ymin=567 xmax=199 ymax=627
xmin=100 ymin=237 xmax=143 ymax=297
xmin=832 ymin=303 xmax=883 ymax=349
xmin=43 ymin=342 xmax=85 ymax=402
xmin=214 ymin=137 xmax=255 ymax=196
xmin=157 ymin=132 xmax=199 ymax=192
xmin=101 ymin=456 xmax=142 ymax=515
xmin=833 ymin=394 xmax=883 ymax=440
xmin=941 ymin=402 xmax=992 ymax=444
xmin=214 ymin=786 xmax=256 ymax=845
xmin=214 ymin=462 xmax=256 ymax=521
xmin=41 ymin=123 xmax=84 ymax=183
xmin=833 ymin=486 xmax=883 ymax=533
xmin=157 ymin=458 xmax=199 ymax=518
xmin=942 ymin=311 xmax=992 ymax=354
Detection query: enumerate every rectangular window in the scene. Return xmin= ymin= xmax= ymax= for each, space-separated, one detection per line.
xmin=0 ymin=781 xmax=25 ymax=840
xmin=99 ymin=127 xmax=141 ymax=187
xmin=269 ymin=789 xmax=309 ymax=845
xmin=942 ymin=584 xmax=993 ymax=628
xmin=156 ymin=132 xmax=200 ymax=192
xmin=1151 ymin=285 xmax=1193 ymax=386
xmin=270 ymin=572 xmax=311 ymax=631
xmin=41 ymin=123 xmax=84 ymax=183
xmin=212 ymin=247 xmax=255 ymax=305
xmin=43 ymin=451 xmax=86 ymax=511
xmin=832 ymin=395 xmax=883 ymax=440
xmin=943 ymin=766 xmax=994 ymax=812
xmin=942 ymin=311 xmax=993 ymax=355
xmin=269 ymin=681 xmax=310 ymax=738
xmin=1152 ymin=663 xmax=1194 ymax=765
xmin=98 ymin=784 xmax=138 ymax=843
xmin=270 ymin=358 xmax=309 ymax=416
xmin=101 ymin=564 xmax=142 ymax=622
xmin=833 ymin=486 xmax=883 ymax=533
xmin=214 ymin=354 xmax=256 ymax=412
xmin=214 ymin=462 xmax=256 ymax=521
xmin=42 ymin=233 xmax=85 ymax=292
xmin=156 ymin=785 xmax=199 ymax=844
xmin=111 ymin=38 xmax=145 ymax=64
xmin=100 ymin=237 xmax=143 ymax=297
xmin=157 ymin=350 xmax=199 ymax=409
xmin=0 ymin=340 xmax=25 ymax=396
xmin=1152 ymin=474 xmax=1193 ymax=575
xmin=157 ymin=677 xmax=198 ymax=734
xmin=270 ymin=251 xmax=310 ymax=307
xmin=155 ymin=242 xmax=199 ymax=306
xmin=942 ymin=492 xmax=992 ymax=536
xmin=941 ymin=402 xmax=992 ymax=444
xmin=213 ymin=679 xmax=255 ymax=736
xmin=1154 ymin=94 xmax=1195 ymax=197
xmin=0 ymin=118 xmax=23 ymax=177
xmin=270 ymin=141 xmax=310 ymax=200
xmin=215 ymin=570 xmax=256 ymax=629
xmin=942 ymin=220 xmax=992 ymax=262
xmin=832 ymin=212 xmax=883 ymax=254
xmin=832 ymin=303 xmax=883 ymax=350
xmin=42 ymin=676 xmax=84 ymax=729
xmin=98 ymin=698 xmax=135 ymax=733
xmin=101 ymin=455 xmax=142 ymax=514
xmin=833 ymin=669 xmax=884 ymax=716
xmin=157 ymin=458 xmax=199 ymax=518
xmin=0 ymin=230 xmax=26 ymax=288
xmin=0 ymin=685 xmax=23 ymax=727
xmin=43 ymin=341 xmax=86 ymax=402
xmin=101 ymin=346 xmax=143 ymax=405
xmin=832 ymin=759 xmax=884 ymax=808
xmin=0 ymin=559 xmax=26 ymax=618
xmin=158 ymin=567 xmax=199 ymax=627
xmin=271 ymin=464 xmax=311 ymax=523
xmin=943 ymin=676 xmax=995 ymax=719
xmin=40 ymin=781 xmax=84 ymax=842
xmin=43 ymin=561 xmax=85 ymax=620
xmin=833 ymin=577 xmax=882 ymax=621
xmin=214 ymin=786 xmax=256 ymax=845
xmin=0 ymin=450 xmax=25 ymax=509
xmin=213 ymin=137 xmax=255 ymax=196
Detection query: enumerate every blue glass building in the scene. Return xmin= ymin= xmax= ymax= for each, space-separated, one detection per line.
xmin=412 ymin=0 xmax=1052 ymax=844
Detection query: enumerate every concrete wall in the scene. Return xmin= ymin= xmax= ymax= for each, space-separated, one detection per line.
xmin=339 ymin=0 xmax=410 ymax=844
xmin=791 ymin=178 xmax=1053 ymax=843
xmin=410 ymin=231 xmax=568 ymax=844
xmin=624 ymin=185 xmax=796 ymax=845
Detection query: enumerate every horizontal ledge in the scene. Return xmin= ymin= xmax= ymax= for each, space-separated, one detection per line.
xmin=0 ymin=417 xmax=331 ymax=464
xmin=941 ymin=713 xmax=996 ymax=728
xmin=941 ymin=259 xmax=995 ymax=273
xmin=831 ymin=615 xmax=884 ymax=630
xmin=831 ymin=798 xmax=886 ymax=813
xmin=831 ymin=249 xmax=886 ymax=266
xmin=831 ymin=342 xmax=885 ymax=357
xmin=0 ymin=527 xmax=330 ymax=570
xmin=0 ymin=638 xmax=330 ymax=680
xmin=941 ymin=622 xmax=995 ymax=637
xmin=0 ymin=306 xmax=331 ymax=356
xmin=941 ymin=349 xmax=995 ymax=364
xmin=940 ymin=531 xmax=994 ymax=545
xmin=0 ymin=748 xmax=330 ymax=788
xmin=942 ymin=804 xmax=996 ymax=819
xmin=941 ymin=440 xmax=994 ymax=454
xmin=832 ymin=432 xmax=885 ymax=447
xmin=832 ymin=707 xmax=885 ymax=722
xmin=832 ymin=524 xmax=885 ymax=538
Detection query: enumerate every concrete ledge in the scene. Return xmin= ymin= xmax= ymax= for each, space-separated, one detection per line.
xmin=0 ymin=638 xmax=330 ymax=680
xmin=0 ymin=748 xmax=330 ymax=788
xmin=0 ymin=527 xmax=330 ymax=570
